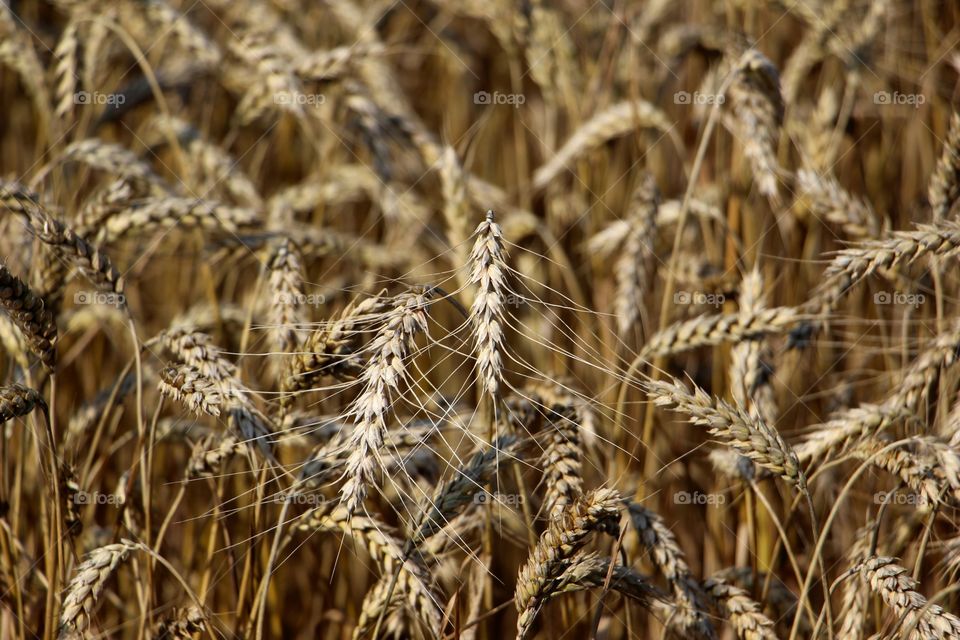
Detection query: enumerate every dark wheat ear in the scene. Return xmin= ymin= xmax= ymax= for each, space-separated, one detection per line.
xmin=0 ymin=263 xmax=57 ymax=370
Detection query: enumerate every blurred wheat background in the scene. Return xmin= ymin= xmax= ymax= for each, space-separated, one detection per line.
xmin=0 ymin=1 xmax=959 ymax=639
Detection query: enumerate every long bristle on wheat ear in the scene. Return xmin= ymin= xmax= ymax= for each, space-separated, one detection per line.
xmin=514 ymin=488 xmax=621 ymax=640
xmin=0 ymin=383 xmax=45 ymax=423
xmin=60 ymin=540 xmax=139 ymax=635
xmin=0 ymin=263 xmax=57 ymax=369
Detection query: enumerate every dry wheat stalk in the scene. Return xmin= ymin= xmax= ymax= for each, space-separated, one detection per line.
xmin=298 ymin=505 xmax=442 ymax=634
xmin=281 ymin=294 xmax=389 ymax=410
xmin=340 ymin=289 xmax=432 ymax=517
xmin=626 ymin=502 xmax=715 ymax=640
xmin=469 ymin=211 xmax=509 ymax=396
xmin=60 ymin=540 xmax=139 ymax=636
xmin=0 ymin=263 xmax=57 ymax=369
xmin=640 ymin=307 xmax=801 ymax=360
xmin=615 ymin=173 xmax=659 ymax=336
xmin=796 ymin=168 xmax=880 ymax=239
xmin=646 ymin=377 xmax=802 ymax=485
xmin=703 ymin=575 xmax=779 ymax=640
xmin=815 ymin=219 xmax=960 ymax=309
xmin=410 ymin=436 xmax=516 ymax=546
xmin=532 ymin=100 xmax=674 ymax=190
xmin=929 ymin=112 xmax=960 ymax=220
xmin=855 ymin=556 xmax=960 ymax=639
xmin=94 ymin=196 xmax=260 ymax=244
xmin=265 ymin=237 xmax=306 ymax=355
xmin=725 ymin=48 xmax=784 ymax=199
xmin=153 ymin=606 xmax=206 ymax=640
xmin=515 ymin=488 xmax=622 ymax=639
xmin=159 ymin=364 xmax=223 ymax=418
xmin=0 ymin=383 xmax=44 ymax=424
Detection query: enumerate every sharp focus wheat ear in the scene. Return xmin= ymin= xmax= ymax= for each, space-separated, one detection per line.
xmin=615 ymin=173 xmax=659 ymax=337
xmin=646 ymin=377 xmax=802 ymax=486
xmin=0 ymin=263 xmax=57 ymax=369
xmin=640 ymin=307 xmax=801 ymax=360
xmin=60 ymin=540 xmax=139 ymax=635
xmin=515 ymin=488 xmax=621 ymax=640
xmin=625 ymin=502 xmax=716 ymax=640
xmin=340 ymin=289 xmax=432 ymax=517
xmin=159 ymin=364 xmax=223 ymax=418
xmin=929 ymin=112 xmax=960 ymax=220
xmin=725 ymin=48 xmax=784 ymax=199
xmin=0 ymin=383 xmax=45 ymax=424
xmin=813 ymin=218 xmax=960 ymax=308
xmin=854 ymin=556 xmax=960 ymax=639
xmin=469 ymin=211 xmax=509 ymax=397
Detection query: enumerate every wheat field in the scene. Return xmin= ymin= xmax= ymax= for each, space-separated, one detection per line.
xmin=0 ymin=0 xmax=959 ymax=639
